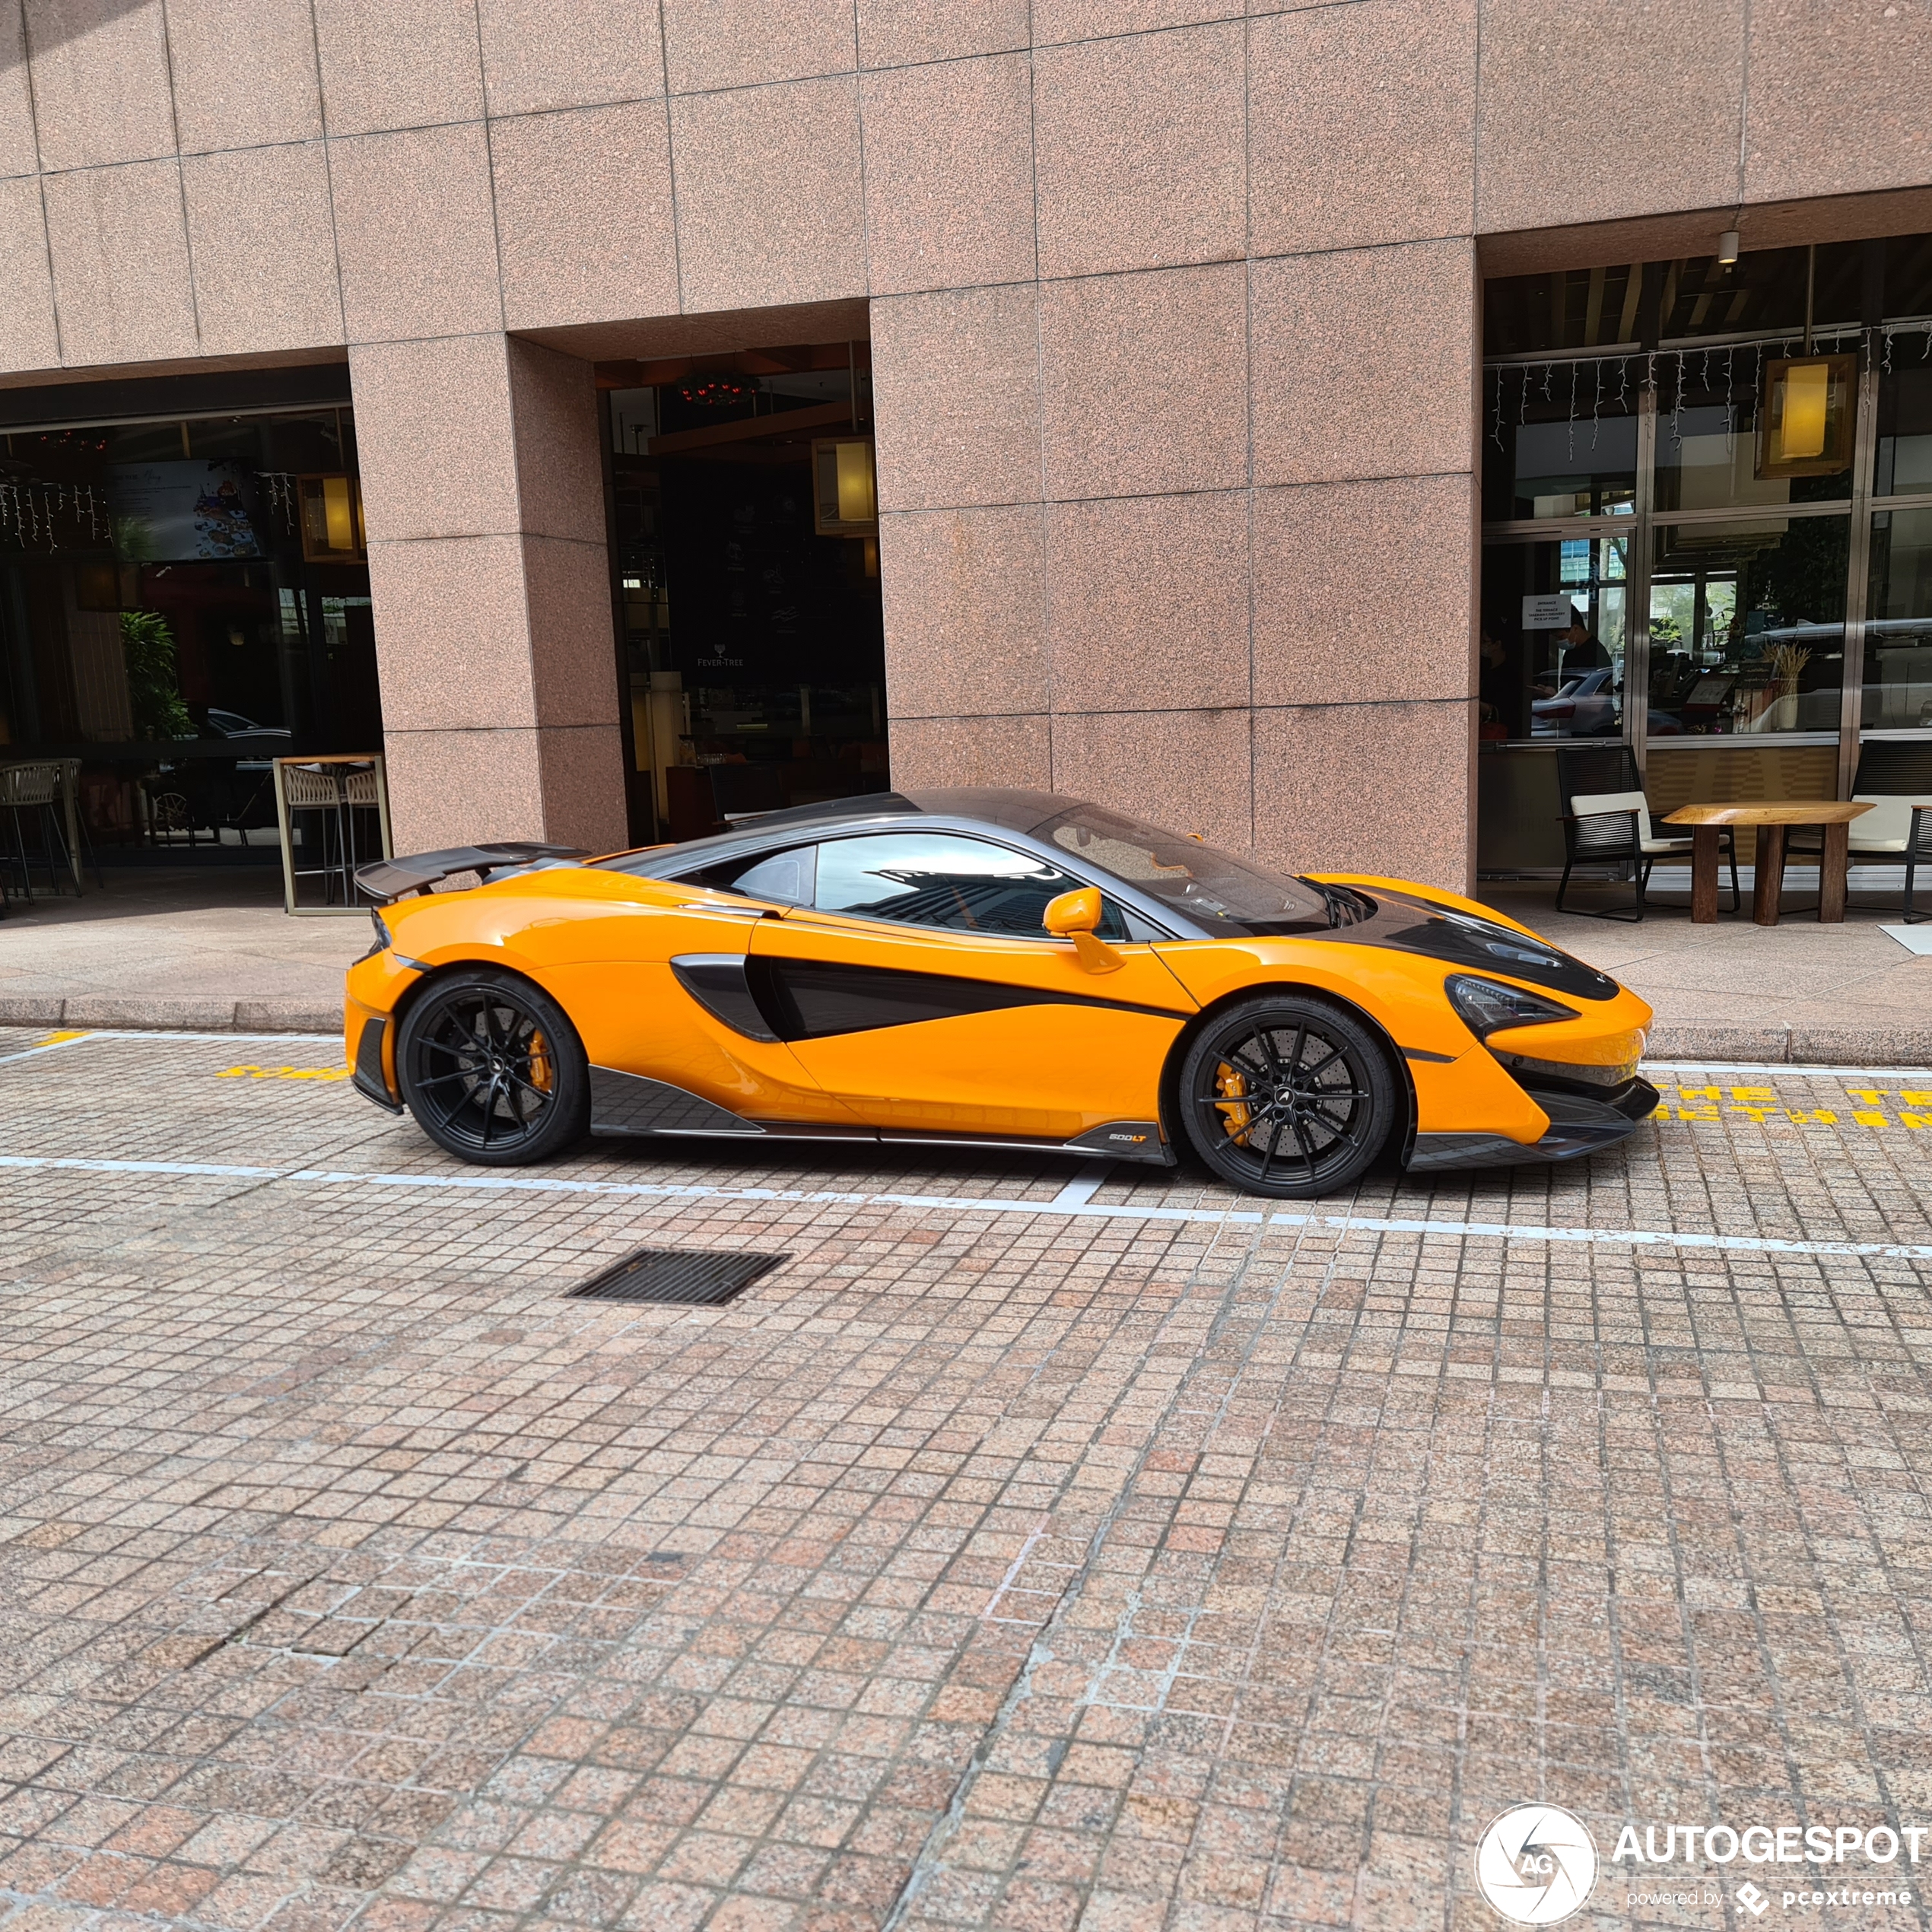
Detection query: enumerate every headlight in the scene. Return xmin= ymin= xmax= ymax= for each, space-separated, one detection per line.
xmin=1446 ymin=974 xmax=1578 ymax=1038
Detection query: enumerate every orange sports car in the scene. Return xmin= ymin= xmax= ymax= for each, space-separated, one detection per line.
xmin=344 ymin=789 xmax=1656 ymax=1198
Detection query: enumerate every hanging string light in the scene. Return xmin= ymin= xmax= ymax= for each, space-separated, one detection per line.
xmin=256 ymin=470 xmax=300 ymax=534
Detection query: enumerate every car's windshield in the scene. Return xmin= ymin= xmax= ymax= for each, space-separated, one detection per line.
xmin=1039 ymin=804 xmax=1350 ymax=933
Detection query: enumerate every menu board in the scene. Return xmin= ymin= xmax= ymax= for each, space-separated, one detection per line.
xmin=109 ymin=460 xmax=262 ymax=561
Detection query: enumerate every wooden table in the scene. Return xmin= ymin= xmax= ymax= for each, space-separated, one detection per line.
xmin=1663 ymin=799 xmax=1873 ymax=926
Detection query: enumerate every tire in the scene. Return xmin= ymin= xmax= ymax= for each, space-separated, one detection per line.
xmin=396 ymin=968 xmax=589 ymax=1166
xmin=1177 ymin=994 xmax=1394 ymax=1199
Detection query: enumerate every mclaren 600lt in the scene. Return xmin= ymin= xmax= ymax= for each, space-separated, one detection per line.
xmin=345 ymin=789 xmax=1657 ymax=1198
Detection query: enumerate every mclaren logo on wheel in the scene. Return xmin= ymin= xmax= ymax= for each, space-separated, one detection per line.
xmin=1475 ymin=1804 xmax=1600 ymax=1924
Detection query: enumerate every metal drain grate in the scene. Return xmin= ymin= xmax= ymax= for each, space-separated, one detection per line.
xmin=566 ymin=1246 xmax=789 ymax=1307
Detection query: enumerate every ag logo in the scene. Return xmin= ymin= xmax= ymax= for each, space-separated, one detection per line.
xmin=1474 ymin=1804 xmax=1599 ymax=1924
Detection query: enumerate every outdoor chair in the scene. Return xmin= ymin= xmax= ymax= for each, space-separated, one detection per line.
xmin=1786 ymin=740 xmax=1932 ymax=923
xmin=1553 ymin=746 xmax=1739 ymax=920
xmin=0 ymin=759 xmax=83 ymax=901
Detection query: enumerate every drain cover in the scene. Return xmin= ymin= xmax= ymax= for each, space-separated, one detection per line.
xmin=567 ymin=1247 xmax=789 ymax=1307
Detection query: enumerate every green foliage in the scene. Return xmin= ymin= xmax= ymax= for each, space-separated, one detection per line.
xmin=113 ymin=516 xmax=158 ymax=562
xmin=120 ymin=609 xmax=193 ymax=740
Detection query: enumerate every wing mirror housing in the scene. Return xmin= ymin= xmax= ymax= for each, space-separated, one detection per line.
xmin=1044 ymin=886 xmax=1125 ymax=974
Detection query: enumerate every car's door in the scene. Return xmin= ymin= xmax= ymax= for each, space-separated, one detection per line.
xmin=524 ymin=876 xmax=867 ymax=1136
xmin=735 ymin=830 xmax=1198 ymax=1150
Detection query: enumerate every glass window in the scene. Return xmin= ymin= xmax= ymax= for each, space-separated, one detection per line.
xmin=1482 ymin=356 xmax=1638 ymax=520
xmin=1655 ymin=347 xmax=1854 ymax=510
xmin=1886 ymin=234 xmax=1932 ymax=322
xmin=1483 ymin=265 xmax=1644 ymax=357
xmin=809 ymin=831 xmax=1116 ymax=937
xmin=1864 ymin=508 xmax=1932 ymax=732
xmin=1654 ymin=244 xmax=1862 ymax=343
xmin=1479 ymin=535 xmax=1630 ymax=740
xmin=727 ymin=846 xmax=815 ymax=904
xmin=1648 ymin=517 xmax=1849 ymax=736
xmin=1038 ymin=805 xmax=1334 ymax=934
xmin=1874 ymin=357 xmax=1932 ymax=498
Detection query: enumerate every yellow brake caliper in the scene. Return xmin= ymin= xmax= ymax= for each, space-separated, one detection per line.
xmin=526 ymin=1029 xmax=554 ymax=1096
xmin=1215 ymin=1061 xmax=1250 ymax=1142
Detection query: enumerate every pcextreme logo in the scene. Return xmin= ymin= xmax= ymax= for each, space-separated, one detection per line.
xmin=1475 ymin=1806 xmax=1600 ymax=1924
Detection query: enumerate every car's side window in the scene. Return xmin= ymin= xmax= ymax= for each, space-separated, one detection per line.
xmin=809 ymin=833 xmax=1128 ymax=938
xmin=725 ymin=846 xmax=816 ymax=906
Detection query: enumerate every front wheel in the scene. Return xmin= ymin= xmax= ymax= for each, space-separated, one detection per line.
xmin=397 ymin=969 xmax=589 ymax=1165
xmin=1177 ymin=995 xmax=1394 ymax=1198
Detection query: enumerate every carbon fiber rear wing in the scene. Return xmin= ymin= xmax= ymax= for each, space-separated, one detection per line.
xmin=354 ymin=842 xmax=589 ymax=902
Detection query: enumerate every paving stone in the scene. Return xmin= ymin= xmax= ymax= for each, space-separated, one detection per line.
xmin=2 ymin=1028 xmax=1932 ymax=1927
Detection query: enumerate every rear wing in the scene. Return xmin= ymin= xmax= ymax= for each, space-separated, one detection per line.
xmin=354 ymin=842 xmax=589 ymax=902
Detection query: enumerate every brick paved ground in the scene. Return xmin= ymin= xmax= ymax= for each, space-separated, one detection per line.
xmin=4 ymin=1028 xmax=1932 ymax=1932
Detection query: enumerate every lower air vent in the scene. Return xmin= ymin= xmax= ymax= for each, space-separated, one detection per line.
xmin=566 ymin=1246 xmax=788 ymax=1307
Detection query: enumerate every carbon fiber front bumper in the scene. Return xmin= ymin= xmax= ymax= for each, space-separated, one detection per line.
xmin=1405 ymin=1075 xmax=1659 ymax=1173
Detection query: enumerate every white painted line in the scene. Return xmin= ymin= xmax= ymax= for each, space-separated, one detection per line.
xmin=0 ymin=1154 xmax=281 ymax=1178
xmin=68 ymin=1028 xmax=342 ymax=1044
xmin=0 ymin=1033 xmax=93 ymax=1068
xmin=8 ymin=1150 xmax=1932 ymax=1262
xmin=1880 ymin=924 xmax=1932 ymax=957
xmin=1050 ymin=1159 xmax=1113 ymax=1209
xmin=1647 ymin=1060 xmax=1932 ymax=1079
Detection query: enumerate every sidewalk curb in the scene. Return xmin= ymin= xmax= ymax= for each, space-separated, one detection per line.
xmin=2 ymin=1000 xmax=1927 ymax=1066
xmin=1646 ymin=1022 xmax=1932 ymax=1067
xmin=0 ymin=996 xmax=339 ymax=1034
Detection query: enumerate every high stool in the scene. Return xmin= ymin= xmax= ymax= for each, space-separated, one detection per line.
xmin=0 ymin=761 xmax=80 ymax=900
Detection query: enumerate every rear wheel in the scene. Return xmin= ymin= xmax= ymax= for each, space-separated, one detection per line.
xmin=1177 ymin=995 xmax=1393 ymax=1198
xmin=397 ymin=969 xmax=589 ymax=1165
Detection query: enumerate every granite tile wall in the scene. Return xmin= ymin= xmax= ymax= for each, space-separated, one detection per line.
xmin=0 ymin=0 xmax=1921 ymax=879
xmin=352 ymin=333 xmax=628 ymax=853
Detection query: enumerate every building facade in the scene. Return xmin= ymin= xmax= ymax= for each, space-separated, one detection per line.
xmin=0 ymin=0 xmax=1928 ymax=894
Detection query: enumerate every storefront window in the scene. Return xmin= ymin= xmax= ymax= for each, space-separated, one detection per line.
xmin=1648 ymin=517 xmax=1849 ymax=736
xmin=1654 ymin=346 xmax=1855 ymax=510
xmin=1865 ymin=509 xmax=1932 ymax=732
xmin=1654 ymin=244 xmax=1862 ymax=343
xmin=1482 ymin=355 xmax=1638 ymax=520
xmin=1874 ymin=355 xmax=1932 ymax=497
xmin=1481 ymin=536 xmax=1629 ymax=739
xmin=1478 ymin=234 xmax=1932 ymax=873
xmin=0 ymin=399 xmax=377 ymax=864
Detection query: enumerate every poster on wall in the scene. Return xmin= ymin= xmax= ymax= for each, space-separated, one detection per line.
xmin=108 ymin=460 xmax=262 ymax=561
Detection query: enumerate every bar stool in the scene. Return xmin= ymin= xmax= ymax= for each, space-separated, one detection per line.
xmin=341 ymin=763 xmax=382 ymax=883
xmin=56 ymin=758 xmax=105 ymax=889
xmin=281 ymin=763 xmax=348 ymax=904
xmin=0 ymin=761 xmax=80 ymax=900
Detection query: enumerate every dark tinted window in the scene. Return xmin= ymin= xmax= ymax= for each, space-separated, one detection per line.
xmin=810 ymin=832 xmax=1124 ymax=937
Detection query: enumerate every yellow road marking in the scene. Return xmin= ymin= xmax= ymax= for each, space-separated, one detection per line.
xmin=218 ymin=1065 xmax=351 ymax=1082
xmin=1673 ymin=1085 xmax=1932 ymax=1129
xmin=39 ymin=1031 xmax=89 ymax=1044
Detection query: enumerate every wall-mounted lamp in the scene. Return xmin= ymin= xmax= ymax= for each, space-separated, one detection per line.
xmin=297 ymin=473 xmax=367 ymax=563
xmin=1717 ymin=230 xmax=1740 ymax=265
xmin=1757 ymin=353 xmax=1856 ymax=478
xmin=812 ymin=437 xmax=877 ymax=535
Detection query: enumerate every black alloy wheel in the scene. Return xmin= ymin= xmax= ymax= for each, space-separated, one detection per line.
xmin=397 ymin=969 xmax=589 ymax=1166
xmin=1177 ymin=995 xmax=1393 ymax=1198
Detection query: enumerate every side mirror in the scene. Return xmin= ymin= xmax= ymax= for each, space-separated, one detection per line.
xmin=1044 ymin=886 xmax=1125 ymax=974
xmin=1044 ymin=886 xmax=1102 ymax=936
